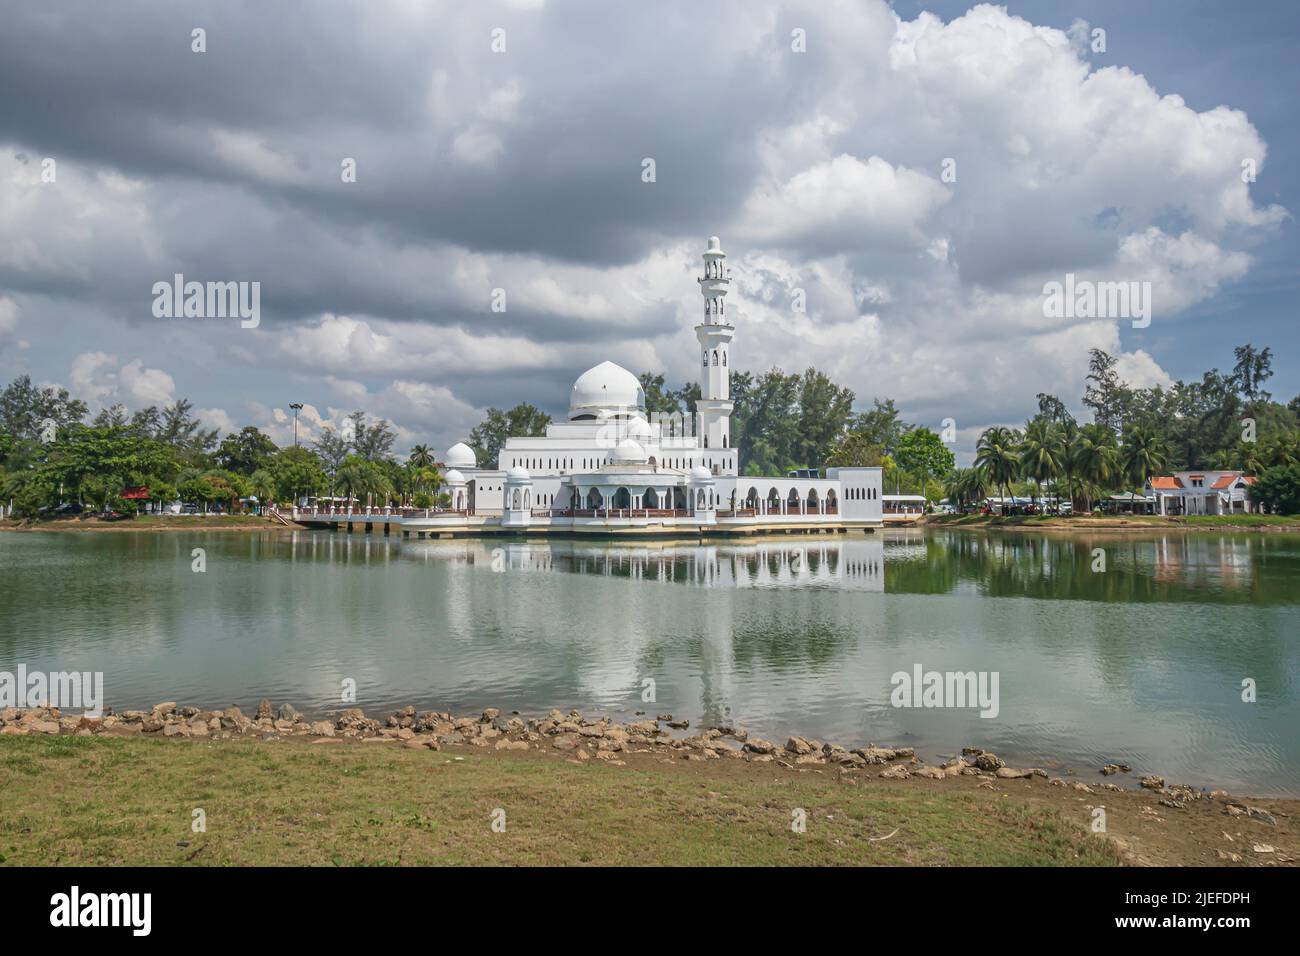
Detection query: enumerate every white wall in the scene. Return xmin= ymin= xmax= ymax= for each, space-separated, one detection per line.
xmin=827 ymin=466 xmax=883 ymax=522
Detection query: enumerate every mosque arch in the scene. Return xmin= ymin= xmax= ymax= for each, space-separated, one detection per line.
xmin=586 ymin=487 xmax=603 ymax=509
xmin=643 ymin=487 xmax=660 ymax=509
xmin=612 ymin=487 xmax=631 ymax=509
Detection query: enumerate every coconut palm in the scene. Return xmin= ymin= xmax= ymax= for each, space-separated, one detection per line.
xmin=975 ymin=426 xmax=1022 ymax=513
xmin=1058 ymin=419 xmax=1080 ymax=513
xmin=1072 ymin=424 xmax=1121 ymax=512
xmin=1121 ymin=425 xmax=1171 ymax=489
xmin=1246 ymin=432 xmax=1300 ymax=473
xmin=944 ymin=466 xmax=988 ymax=511
xmin=249 ymin=468 xmax=275 ymax=513
xmin=1020 ymin=420 xmax=1064 ymax=512
xmin=408 ymin=444 xmax=434 ymax=469
xmin=367 ymin=469 xmax=394 ymax=510
xmin=335 ymin=460 xmax=368 ymax=511
xmin=414 ymin=465 xmax=443 ymax=497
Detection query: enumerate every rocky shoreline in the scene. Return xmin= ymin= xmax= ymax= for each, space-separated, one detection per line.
xmin=0 ymin=699 xmax=1282 ymax=817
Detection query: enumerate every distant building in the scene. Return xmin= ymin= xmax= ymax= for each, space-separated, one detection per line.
xmin=1144 ymin=471 xmax=1257 ymax=516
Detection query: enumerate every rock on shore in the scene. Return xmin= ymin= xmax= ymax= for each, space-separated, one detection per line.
xmin=0 ymin=705 xmax=1200 ymax=798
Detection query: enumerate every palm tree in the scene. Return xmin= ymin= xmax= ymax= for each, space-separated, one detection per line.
xmin=1121 ymin=425 xmax=1171 ymax=489
xmin=335 ymin=461 xmax=367 ymax=511
xmin=1058 ymin=419 xmax=1080 ymax=513
xmin=975 ymin=426 xmax=1022 ymax=513
xmin=1072 ymin=424 xmax=1120 ymax=512
xmin=944 ymin=466 xmax=988 ymax=511
xmin=408 ymin=444 xmax=434 ymax=469
xmin=366 ymin=469 xmax=394 ymax=510
xmin=1020 ymin=420 xmax=1064 ymax=512
xmin=249 ymin=468 xmax=275 ymax=514
xmin=414 ymin=466 xmax=443 ymax=497
xmin=1247 ymin=432 xmax=1300 ymax=473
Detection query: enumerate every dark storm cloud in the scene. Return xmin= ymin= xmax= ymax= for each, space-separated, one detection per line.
xmin=0 ymin=0 xmax=785 ymax=267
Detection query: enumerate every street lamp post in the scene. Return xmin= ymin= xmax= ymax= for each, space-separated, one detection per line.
xmin=289 ymin=402 xmax=304 ymax=447
xmin=289 ymin=402 xmax=305 ymax=511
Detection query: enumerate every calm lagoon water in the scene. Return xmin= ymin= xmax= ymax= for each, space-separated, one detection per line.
xmin=2 ymin=528 xmax=1297 ymax=794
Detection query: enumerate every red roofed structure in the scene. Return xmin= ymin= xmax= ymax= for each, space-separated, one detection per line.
xmin=1144 ymin=471 xmax=1258 ymax=516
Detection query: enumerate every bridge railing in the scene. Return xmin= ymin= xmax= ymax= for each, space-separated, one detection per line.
xmin=293 ymin=506 xmax=471 ymax=520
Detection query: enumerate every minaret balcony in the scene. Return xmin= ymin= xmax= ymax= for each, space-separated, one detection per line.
xmin=698 ymin=276 xmax=730 ymax=297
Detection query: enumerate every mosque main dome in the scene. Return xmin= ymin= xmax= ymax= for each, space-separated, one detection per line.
xmin=569 ymin=361 xmax=645 ymax=420
xmin=444 ymin=442 xmax=478 ymax=469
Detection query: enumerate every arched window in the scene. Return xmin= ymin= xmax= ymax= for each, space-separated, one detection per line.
xmin=712 ymin=350 xmax=719 ymax=366
xmin=703 ymin=351 xmax=709 ymax=367
xmin=722 ymin=351 xmax=727 ymax=366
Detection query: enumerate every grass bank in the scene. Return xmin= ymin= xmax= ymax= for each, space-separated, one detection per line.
xmin=925 ymin=513 xmax=1300 ymax=532
xmin=0 ymin=514 xmax=281 ymax=533
xmin=2 ymin=734 xmax=1291 ymax=867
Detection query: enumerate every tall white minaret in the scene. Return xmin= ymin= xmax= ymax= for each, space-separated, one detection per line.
xmin=695 ymin=236 xmax=735 ymax=460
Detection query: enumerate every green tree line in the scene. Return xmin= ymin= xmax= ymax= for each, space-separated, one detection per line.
xmin=0 ymin=378 xmax=448 ymax=517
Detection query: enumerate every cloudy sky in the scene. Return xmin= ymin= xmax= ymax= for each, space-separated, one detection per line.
xmin=0 ymin=0 xmax=1294 ymax=461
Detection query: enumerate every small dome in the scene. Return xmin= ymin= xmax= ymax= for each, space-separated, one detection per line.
xmin=444 ymin=442 xmax=477 ymax=469
xmin=707 ymin=235 xmax=721 ymax=252
xmin=505 ymin=466 xmax=531 ymax=482
xmin=569 ymin=361 xmax=645 ymax=420
xmin=623 ymin=416 xmax=652 ymax=442
xmin=443 ymin=469 xmax=466 ymax=485
xmin=689 ymin=465 xmax=713 ymax=481
xmin=612 ymin=438 xmax=648 ymax=465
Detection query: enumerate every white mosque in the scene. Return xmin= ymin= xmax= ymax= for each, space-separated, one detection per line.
xmin=297 ymin=237 xmax=883 ymax=537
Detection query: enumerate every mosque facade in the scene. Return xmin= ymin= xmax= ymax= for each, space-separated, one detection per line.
xmin=429 ymin=237 xmax=883 ymax=535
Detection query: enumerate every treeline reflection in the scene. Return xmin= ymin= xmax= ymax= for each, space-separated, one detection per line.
xmin=359 ymin=529 xmax=1300 ymax=605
